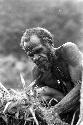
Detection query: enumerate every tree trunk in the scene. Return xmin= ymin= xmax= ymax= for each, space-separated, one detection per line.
xmin=53 ymin=82 xmax=80 ymax=114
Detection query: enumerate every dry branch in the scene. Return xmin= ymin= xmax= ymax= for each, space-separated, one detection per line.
xmin=36 ymin=82 xmax=80 ymax=125
xmin=53 ymin=82 xmax=80 ymax=114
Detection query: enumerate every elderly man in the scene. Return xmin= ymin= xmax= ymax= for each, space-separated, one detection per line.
xmin=20 ymin=27 xmax=83 ymax=123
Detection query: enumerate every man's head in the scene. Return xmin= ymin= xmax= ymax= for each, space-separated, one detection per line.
xmin=20 ymin=27 xmax=54 ymax=71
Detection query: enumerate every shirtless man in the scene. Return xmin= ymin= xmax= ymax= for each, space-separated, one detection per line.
xmin=20 ymin=27 xmax=83 ymax=123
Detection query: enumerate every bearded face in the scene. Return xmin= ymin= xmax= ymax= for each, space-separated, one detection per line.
xmin=21 ymin=34 xmax=51 ymax=71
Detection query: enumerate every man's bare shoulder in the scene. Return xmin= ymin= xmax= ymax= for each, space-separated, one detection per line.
xmin=61 ymin=42 xmax=79 ymax=50
xmin=57 ymin=42 xmax=79 ymax=51
xmin=56 ymin=42 xmax=83 ymax=66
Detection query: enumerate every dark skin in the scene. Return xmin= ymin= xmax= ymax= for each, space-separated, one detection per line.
xmin=20 ymin=27 xmax=83 ymax=123
xmin=20 ymin=27 xmax=83 ymax=103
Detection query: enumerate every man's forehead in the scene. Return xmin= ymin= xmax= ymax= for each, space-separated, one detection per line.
xmin=24 ymin=35 xmax=41 ymax=49
xmin=30 ymin=35 xmax=40 ymax=44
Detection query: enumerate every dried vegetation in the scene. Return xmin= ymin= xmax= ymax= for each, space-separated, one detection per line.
xmin=0 ymin=74 xmax=70 ymax=125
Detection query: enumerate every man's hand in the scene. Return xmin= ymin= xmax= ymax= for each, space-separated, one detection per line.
xmin=36 ymin=86 xmax=64 ymax=102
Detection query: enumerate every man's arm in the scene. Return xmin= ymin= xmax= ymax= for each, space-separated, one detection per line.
xmin=56 ymin=42 xmax=83 ymax=83
xmin=54 ymin=42 xmax=83 ymax=119
xmin=56 ymin=42 xmax=82 ymax=66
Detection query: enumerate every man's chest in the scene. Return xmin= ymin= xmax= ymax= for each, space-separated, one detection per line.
xmin=52 ymin=58 xmax=71 ymax=82
xmin=40 ymin=59 xmax=70 ymax=87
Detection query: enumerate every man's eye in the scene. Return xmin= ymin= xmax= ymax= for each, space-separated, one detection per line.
xmin=25 ymin=46 xmax=32 ymax=53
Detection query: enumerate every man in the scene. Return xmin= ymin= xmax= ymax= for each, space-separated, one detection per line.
xmin=20 ymin=27 xmax=83 ymax=123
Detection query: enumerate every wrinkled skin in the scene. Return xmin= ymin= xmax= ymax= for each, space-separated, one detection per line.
xmin=21 ymin=31 xmax=65 ymax=103
xmin=21 ymin=27 xmax=83 ymax=96
xmin=21 ymin=34 xmax=52 ymax=72
xmin=21 ymin=27 xmax=83 ymax=124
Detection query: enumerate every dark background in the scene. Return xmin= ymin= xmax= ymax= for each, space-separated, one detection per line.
xmin=0 ymin=0 xmax=83 ymax=89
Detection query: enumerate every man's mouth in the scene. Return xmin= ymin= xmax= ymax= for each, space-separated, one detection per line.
xmin=33 ymin=56 xmax=50 ymax=71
